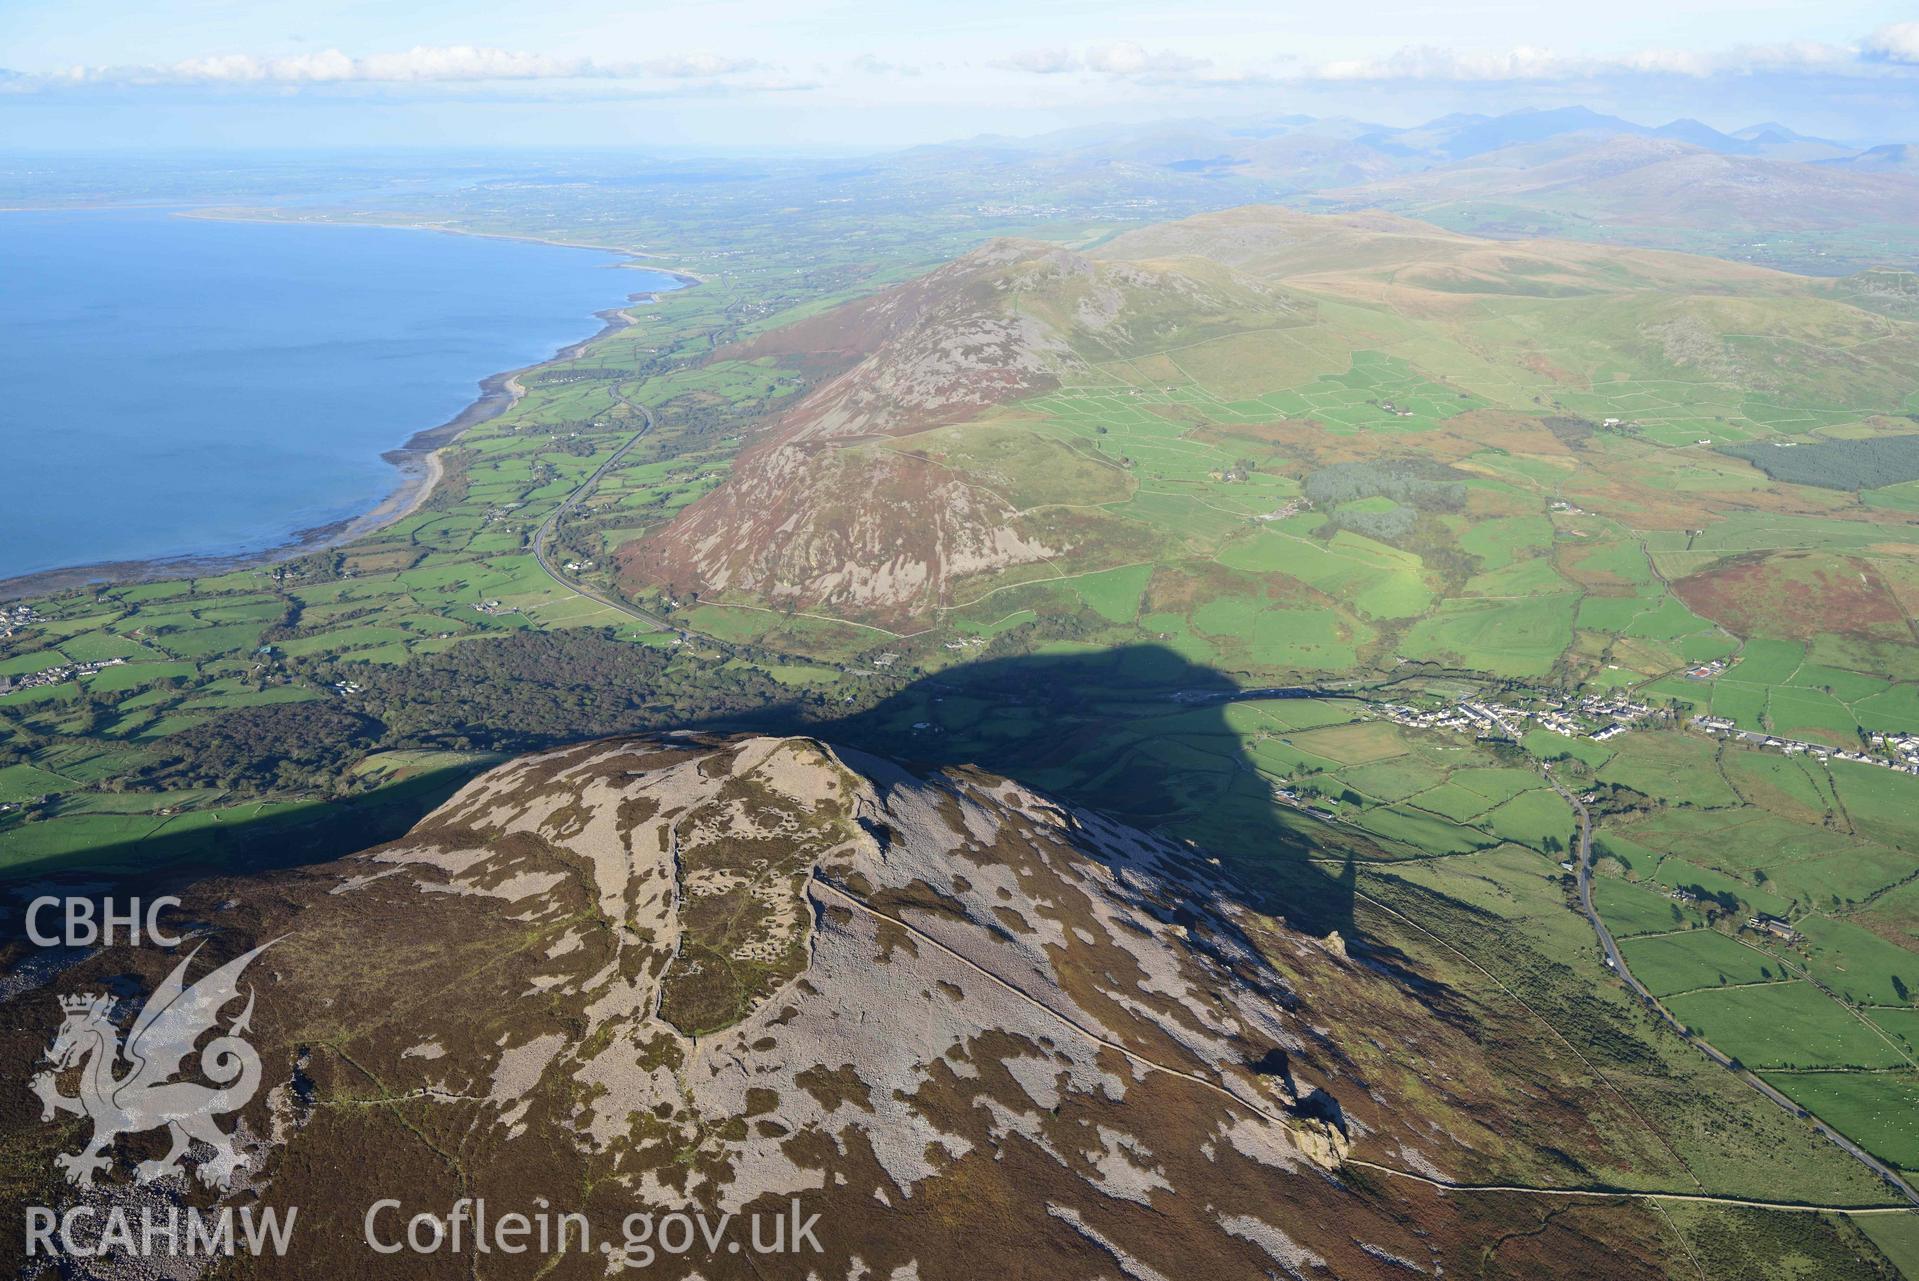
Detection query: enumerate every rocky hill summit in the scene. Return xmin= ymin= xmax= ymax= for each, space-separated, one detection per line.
xmin=6 ymin=735 xmax=1694 ymax=1278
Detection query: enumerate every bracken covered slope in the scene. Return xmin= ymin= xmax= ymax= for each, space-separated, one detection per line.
xmin=6 ymin=735 xmax=1702 ymax=1278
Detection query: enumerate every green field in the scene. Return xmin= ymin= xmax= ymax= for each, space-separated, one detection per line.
xmin=1763 ymin=1071 xmax=1919 ymax=1172
xmin=1665 ymin=982 xmax=1909 ymax=1070
xmin=1619 ymin=930 xmax=1780 ymax=995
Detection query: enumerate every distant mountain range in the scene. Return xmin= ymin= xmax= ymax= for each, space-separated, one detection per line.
xmin=1821 ymin=141 xmax=1919 ymax=175
xmin=939 ymin=105 xmax=1870 ymax=173
xmin=905 ymin=107 xmax=1919 ymax=274
xmin=1315 ymin=133 xmax=1919 ymax=239
xmin=1363 ymin=106 xmax=1852 ymax=163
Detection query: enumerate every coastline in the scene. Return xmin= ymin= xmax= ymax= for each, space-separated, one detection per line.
xmin=176 ymin=206 xmax=708 ymax=286
xmin=6 ymin=204 xmax=708 ymax=288
xmin=0 ymin=223 xmax=692 ymax=602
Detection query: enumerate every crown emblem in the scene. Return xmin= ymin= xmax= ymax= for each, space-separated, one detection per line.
xmin=58 ymin=992 xmax=110 ymax=1016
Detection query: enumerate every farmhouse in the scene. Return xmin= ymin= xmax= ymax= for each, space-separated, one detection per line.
xmin=1748 ymin=915 xmax=1803 ymax=944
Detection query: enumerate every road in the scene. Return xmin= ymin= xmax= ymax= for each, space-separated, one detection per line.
xmin=528 ymin=401 xmax=683 ymax=635
xmin=1542 ymin=767 xmax=1919 ymax=1207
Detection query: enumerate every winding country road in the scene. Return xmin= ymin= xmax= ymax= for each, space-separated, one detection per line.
xmin=529 ymin=400 xmax=681 ymax=634
xmin=1542 ymin=767 xmax=1919 ymax=1207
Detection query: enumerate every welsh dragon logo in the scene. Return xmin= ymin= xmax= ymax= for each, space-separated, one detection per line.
xmin=30 ymin=941 xmax=273 ymax=1189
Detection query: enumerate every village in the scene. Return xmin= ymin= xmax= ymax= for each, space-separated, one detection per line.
xmin=1261 ymin=690 xmax=1664 ymax=824
xmin=1370 ymin=689 xmax=1664 ymax=744
xmin=1362 ymin=683 xmax=1919 ymax=781
xmin=0 ymin=603 xmax=44 ymax=641
xmin=0 ymin=655 xmax=125 ymax=697
xmin=1690 ymin=715 xmax=1919 ymax=776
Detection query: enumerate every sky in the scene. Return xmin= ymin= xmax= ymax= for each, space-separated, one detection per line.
xmin=4 ymin=0 xmax=1919 ymax=151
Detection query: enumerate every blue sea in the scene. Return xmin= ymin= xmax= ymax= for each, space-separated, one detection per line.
xmin=0 ymin=209 xmax=678 ymax=580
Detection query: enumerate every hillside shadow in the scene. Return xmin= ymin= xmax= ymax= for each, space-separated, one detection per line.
xmin=0 ymin=765 xmax=481 ymax=947
xmin=807 ymin=644 xmax=1417 ymax=981
xmin=2 ymin=643 xmax=1425 ymax=989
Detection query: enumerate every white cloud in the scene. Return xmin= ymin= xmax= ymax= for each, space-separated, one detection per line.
xmin=844 ymin=53 xmax=918 ymax=76
xmin=984 ymin=32 xmax=1898 ymax=90
xmin=28 ymin=45 xmax=769 ymax=88
xmin=1865 ymin=23 xmax=1919 ymax=64
xmin=640 ymin=53 xmax=763 ymax=78
xmin=1314 ymin=45 xmax=1561 ymax=82
xmin=995 ymin=48 xmax=1081 ymax=75
xmin=994 ymin=42 xmax=1205 ymax=79
xmin=1084 ymin=42 xmax=1204 ymax=76
xmin=1305 ymin=39 xmax=1866 ymax=82
xmin=15 ymin=29 xmax=1917 ymax=103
